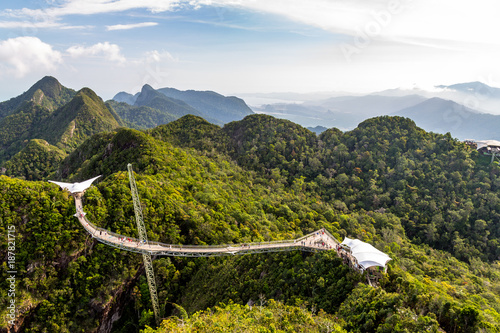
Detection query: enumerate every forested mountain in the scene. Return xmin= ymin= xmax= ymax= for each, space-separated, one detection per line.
xmin=112 ymin=85 xmax=253 ymax=127
xmin=0 ymin=101 xmax=53 ymax=163
xmin=0 ymin=77 xmax=124 ymax=180
xmin=2 ymin=139 xmax=65 ymax=181
xmin=0 ymin=76 xmax=75 ymax=119
xmin=0 ymin=77 xmax=255 ymax=179
xmin=148 ymin=114 xmax=500 ymax=262
xmin=0 ymin=77 xmax=76 ymax=163
xmin=106 ymin=101 xmax=178 ymax=130
xmin=2 ymin=83 xmax=500 ymax=332
xmin=33 ymin=88 xmax=123 ymax=151
xmin=0 ymin=84 xmax=123 ymax=176
xmin=148 ymin=114 xmax=228 ymax=153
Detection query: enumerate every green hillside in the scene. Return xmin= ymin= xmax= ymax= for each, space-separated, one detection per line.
xmin=2 ymin=139 xmax=66 ymax=180
xmin=144 ymin=300 xmax=347 ymax=333
xmin=149 ymin=115 xmax=228 ymax=152
xmin=0 ymin=101 xmax=52 ymax=163
xmin=33 ymin=88 xmax=122 ymax=151
xmin=154 ymin=115 xmax=500 ymax=263
xmin=1 ymin=114 xmax=500 ymax=332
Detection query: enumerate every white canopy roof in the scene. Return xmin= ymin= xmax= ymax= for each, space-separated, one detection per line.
xmin=49 ymin=176 xmax=101 ymax=194
xmin=341 ymin=237 xmax=391 ymax=269
xmin=473 ymin=140 xmax=500 ymax=150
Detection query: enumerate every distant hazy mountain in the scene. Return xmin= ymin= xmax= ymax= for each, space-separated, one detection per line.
xmin=239 ymin=91 xmax=358 ymax=105
xmin=436 ymin=82 xmax=500 ymax=99
xmin=158 ymin=87 xmax=253 ymax=123
xmin=314 ymin=94 xmax=426 ymax=122
xmin=252 ymin=103 xmax=334 ymax=128
xmin=395 ymin=97 xmax=500 ymax=140
xmin=112 ymin=85 xmax=253 ymax=126
xmin=134 ymin=84 xmax=202 ymax=118
xmin=251 ymin=81 xmax=500 ymax=131
xmin=253 ymin=94 xmax=426 ymax=129
xmin=113 ymin=91 xmax=139 ymax=105
xmin=316 ymin=94 xmax=426 ymax=113
xmin=112 ymin=84 xmax=212 ymax=128
xmin=373 ymin=82 xmax=500 ymax=115
xmin=307 ymin=125 xmax=328 ymax=134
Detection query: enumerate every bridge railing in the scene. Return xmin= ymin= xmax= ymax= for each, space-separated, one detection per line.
xmin=322 ymin=228 xmax=341 ymax=244
xmin=144 ymin=229 xmax=324 ymax=250
xmin=82 ymin=216 xmax=145 ymax=245
xmin=79 ymin=213 xmax=329 ymax=250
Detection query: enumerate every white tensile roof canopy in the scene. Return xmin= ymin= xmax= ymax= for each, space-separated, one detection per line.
xmin=49 ymin=176 xmax=101 ymax=194
xmin=341 ymin=237 xmax=391 ymax=269
xmin=473 ymin=140 xmax=500 ymax=150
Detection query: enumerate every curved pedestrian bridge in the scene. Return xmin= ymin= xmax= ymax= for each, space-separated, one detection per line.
xmin=71 ymin=193 xmax=340 ymax=257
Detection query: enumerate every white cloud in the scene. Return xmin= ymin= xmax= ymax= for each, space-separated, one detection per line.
xmin=189 ymin=0 xmax=500 ymax=47
xmin=0 ymin=20 xmax=61 ymax=29
xmin=1 ymin=0 xmax=499 ymax=97
xmin=6 ymin=0 xmax=181 ymax=18
xmin=0 ymin=37 xmax=62 ymax=77
xmin=59 ymin=25 xmax=95 ymax=30
xmin=0 ymin=1 xmax=178 ymax=30
xmin=0 ymin=20 xmax=92 ymax=30
xmin=66 ymin=42 xmax=126 ymax=63
xmin=106 ymin=22 xmax=158 ymax=31
xmin=2 ymin=0 xmax=499 ymax=49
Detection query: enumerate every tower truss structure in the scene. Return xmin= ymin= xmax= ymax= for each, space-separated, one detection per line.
xmin=127 ymin=163 xmax=160 ymax=324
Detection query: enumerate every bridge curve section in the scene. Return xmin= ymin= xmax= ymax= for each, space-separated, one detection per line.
xmin=72 ymin=193 xmax=339 ymax=257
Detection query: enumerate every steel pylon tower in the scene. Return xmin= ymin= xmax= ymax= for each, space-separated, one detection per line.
xmin=127 ymin=163 xmax=160 ymax=324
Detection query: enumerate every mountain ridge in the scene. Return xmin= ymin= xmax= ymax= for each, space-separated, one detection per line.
xmin=0 ymin=81 xmax=123 ymax=171
xmin=157 ymin=87 xmax=253 ymax=123
xmin=0 ymin=76 xmax=75 ymax=119
xmin=33 ymin=87 xmax=123 ymax=151
xmin=113 ymin=84 xmax=254 ymax=126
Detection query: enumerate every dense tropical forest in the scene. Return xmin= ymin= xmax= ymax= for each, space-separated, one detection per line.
xmin=1 ymin=77 xmax=500 ymax=332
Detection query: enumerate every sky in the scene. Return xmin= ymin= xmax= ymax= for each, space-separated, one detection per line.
xmin=0 ymin=0 xmax=499 ymax=101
